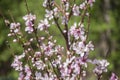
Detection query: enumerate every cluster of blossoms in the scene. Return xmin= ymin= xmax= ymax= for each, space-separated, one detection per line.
xmin=23 ymin=13 xmax=36 ymax=33
xmin=6 ymin=0 xmax=119 ymax=80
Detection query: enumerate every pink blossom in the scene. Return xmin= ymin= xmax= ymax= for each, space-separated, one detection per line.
xmin=10 ymin=22 xmax=20 ymax=34
xmin=34 ymin=51 xmax=41 ymax=57
xmin=38 ymin=19 xmax=50 ymax=31
xmin=23 ymin=13 xmax=36 ymax=33
xmin=62 ymin=16 xmax=68 ymax=25
xmin=33 ymin=60 xmax=46 ymax=70
xmin=64 ymin=2 xmax=69 ymax=11
xmin=73 ymin=42 xmax=84 ymax=55
xmin=93 ymin=59 xmax=110 ymax=75
xmin=24 ymin=65 xmax=32 ymax=80
xmin=109 ymin=73 xmax=118 ymax=80
xmin=72 ymin=4 xmax=80 ymax=16
xmin=80 ymin=2 xmax=86 ymax=9
xmin=84 ymin=41 xmax=94 ymax=52
xmin=88 ymin=0 xmax=95 ymax=6
xmin=69 ymin=23 xmax=85 ymax=40
xmin=45 ymin=9 xmax=53 ymax=20
xmin=23 ymin=13 xmax=36 ymax=21
xmin=61 ymin=0 xmax=67 ymax=2
xmin=35 ymin=72 xmax=42 ymax=80
xmin=43 ymin=0 xmax=48 ymax=7
xmin=11 ymin=53 xmax=25 ymax=71
xmin=18 ymin=72 xmax=24 ymax=80
xmin=24 ymin=20 xmax=34 ymax=33
xmin=11 ymin=56 xmax=23 ymax=71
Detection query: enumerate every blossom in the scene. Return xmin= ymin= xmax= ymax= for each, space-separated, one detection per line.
xmin=10 ymin=22 xmax=20 ymax=29
xmin=35 ymin=72 xmax=55 ymax=80
xmin=45 ymin=9 xmax=53 ymax=20
xmin=109 ymin=73 xmax=119 ymax=80
xmin=35 ymin=72 xmax=42 ymax=80
xmin=93 ymin=59 xmax=110 ymax=75
xmin=33 ymin=60 xmax=46 ymax=70
xmin=18 ymin=72 xmax=24 ymax=80
xmin=80 ymin=2 xmax=86 ymax=9
xmin=43 ymin=0 xmax=48 ymax=7
xmin=60 ymin=56 xmax=75 ymax=77
xmin=23 ymin=13 xmax=36 ymax=33
xmin=52 ymin=55 xmax=62 ymax=67
xmin=34 ymin=51 xmax=41 ymax=57
xmin=9 ymin=0 xmax=115 ymax=80
xmin=64 ymin=2 xmax=69 ymax=11
xmin=38 ymin=19 xmax=50 ymax=31
xmin=53 ymin=7 xmax=59 ymax=17
xmin=10 ymin=22 xmax=20 ymax=34
xmin=55 ymin=45 xmax=64 ymax=54
xmin=62 ymin=16 xmax=68 ymax=25
xmin=11 ymin=56 xmax=23 ymax=71
xmin=88 ymin=0 xmax=95 ymax=6
xmin=23 ymin=13 xmax=36 ymax=21
xmin=24 ymin=65 xmax=32 ymax=80
xmin=73 ymin=41 xmax=85 ymax=56
xmin=69 ymin=23 xmax=85 ymax=40
xmin=72 ymin=4 xmax=80 ymax=16
xmin=84 ymin=41 xmax=94 ymax=53
xmin=71 ymin=60 xmax=81 ymax=75
xmin=61 ymin=0 xmax=67 ymax=2
xmin=11 ymin=53 xmax=25 ymax=71
xmin=25 ymin=20 xmax=34 ymax=33
xmin=42 ymin=42 xmax=54 ymax=56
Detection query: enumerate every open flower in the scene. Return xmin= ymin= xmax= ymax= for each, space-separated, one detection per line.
xmin=88 ymin=0 xmax=95 ymax=6
xmin=72 ymin=4 xmax=80 ymax=16
xmin=93 ymin=59 xmax=110 ymax=75
xmin=10 ymin=22 xmax=20 ymax=34
xmin=109 ymin=73 xmax=118 ymax=80
xmin=24 ymin=65 xmax=32 ymax=80
xmin=23 ymin=13 xmax=36 ymax=21
xmin=38 ymin=19 xmax=50 ymax=31
xmin=45 ymin=9 xmax=53 ymax=20
xmin=69 ymin=23 xmax=85 ymax=40
xmin=23 ymin=13 xmax=36 ymax=33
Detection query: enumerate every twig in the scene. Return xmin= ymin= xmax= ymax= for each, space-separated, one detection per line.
xmin=8 ymin=10 xmax=15 ymax=22
xmin=24 ymin=0 xmax=30 ymax=14
xmin=86 ymin=14 xmax=90 ymax=41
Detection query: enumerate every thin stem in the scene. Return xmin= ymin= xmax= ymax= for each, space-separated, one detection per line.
xmin=54 ymin=17 xmax=65 ymax=38
xmin=33 ymin=27 xmax=40 ymax=47
xmin=68 ymin=0 xmax=76 ymax=20
xmin=79 ymin=5 xmax=88 ymax=26
xmin=97 ymin=74 xmax=102 ymax=80
xmin=97 ymin=76 xmax=101 ymax=80
xmin=24 ymin=0 xmax=30 ymax=14
xmin=86 ymin=14 xmax=90 ymax=41
xmin=49 ymin=59 xmax=61 ymax=80
xmin=54 ymin=2 xmax=65 ymax=15
xmin=49 ymin=1 xmax=71 ymax=50
xmin=8 ymin=10 xmax=15 ymax=22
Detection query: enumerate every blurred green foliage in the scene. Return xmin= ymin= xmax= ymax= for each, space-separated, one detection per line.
xmin=0 ymin=0 xmax=120 ymax=79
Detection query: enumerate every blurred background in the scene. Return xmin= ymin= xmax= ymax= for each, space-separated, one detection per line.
xmin=0 ymin=0 xmax=120 ymax=80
